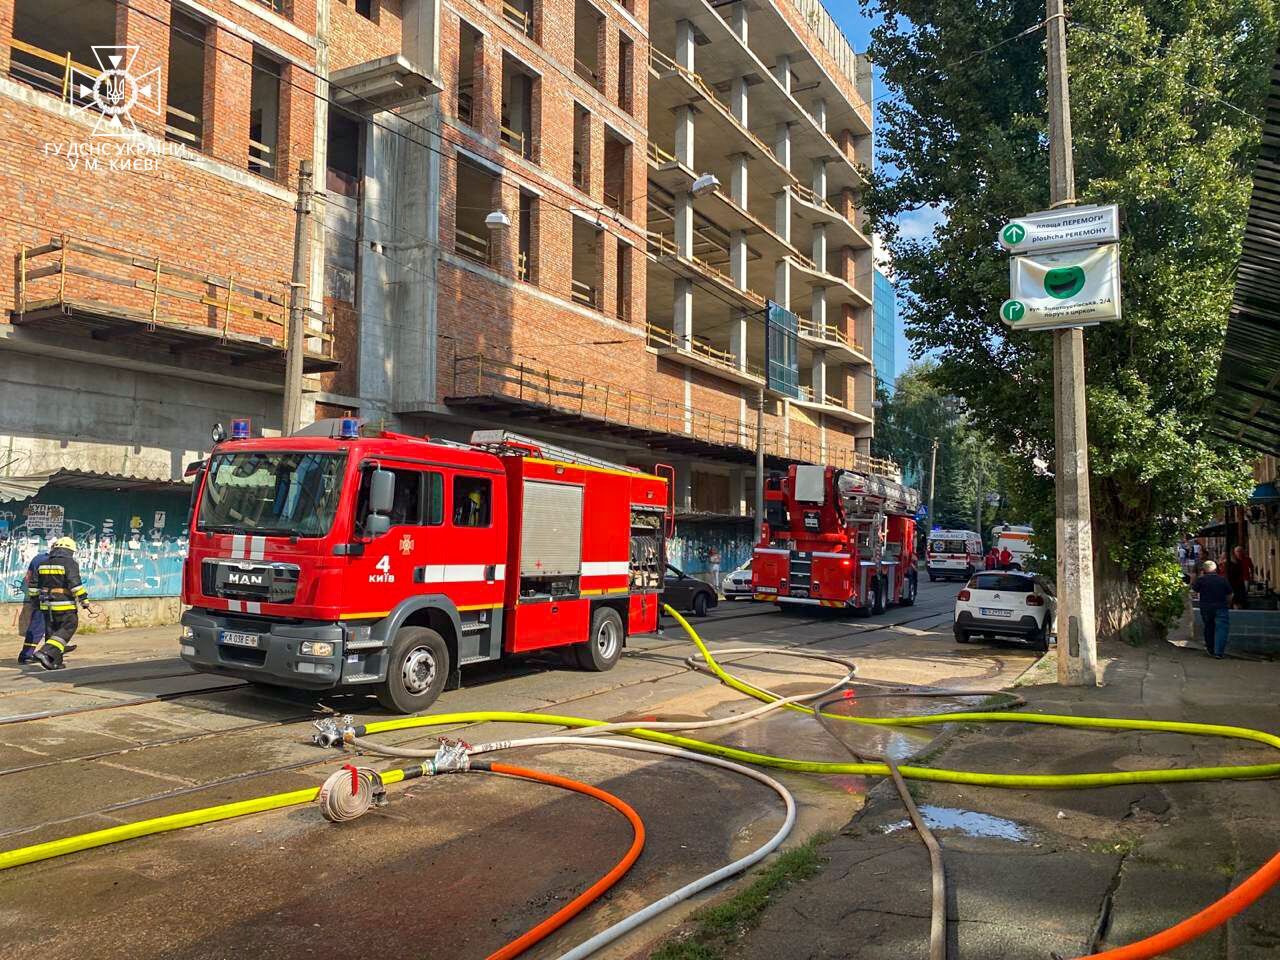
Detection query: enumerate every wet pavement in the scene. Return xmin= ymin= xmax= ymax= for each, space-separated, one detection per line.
xmin=0 ymin=577 xmax=1046 ymax=959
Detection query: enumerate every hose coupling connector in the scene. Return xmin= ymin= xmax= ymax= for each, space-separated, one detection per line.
xmin=430 ymin=737 xmax=473 ymax=774
xmin=312 ymin=715 xmax=356 ymax=749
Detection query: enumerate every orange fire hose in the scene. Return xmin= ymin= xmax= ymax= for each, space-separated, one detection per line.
xmin=1078 ymin=850 xmax=1280 ymax=960
xmin=480 ymin=761 xmax=646 ymax=960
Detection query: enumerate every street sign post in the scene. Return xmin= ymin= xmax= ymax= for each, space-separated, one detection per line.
xmin=998 ymin=204 xmax=1119 ymax=255
xmin=1001 ymin=244 xmax=1122 ymax=331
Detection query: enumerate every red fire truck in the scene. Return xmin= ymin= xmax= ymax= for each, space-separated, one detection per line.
xmin=752 ymin=464 xmax=920 ymax=614
xmin=180 ymin=422 xmax=671 ymax=712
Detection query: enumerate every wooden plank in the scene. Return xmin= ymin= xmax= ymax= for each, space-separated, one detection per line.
xmin=23 ymin=264 xmax=62 ymax=282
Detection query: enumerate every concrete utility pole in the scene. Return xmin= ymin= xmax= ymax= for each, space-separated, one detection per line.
xmin=975 ymin=447 xmax=984 ymax=540
xmin=1046 ymin=0 xmax=1098 ymax=685
xmin=927 ymin=438 xmax=939 ymax=529
xmin=283 ymin=159 xmax=315 ymax=436
xmin=754 ymin=387 xmax=766 ymax=543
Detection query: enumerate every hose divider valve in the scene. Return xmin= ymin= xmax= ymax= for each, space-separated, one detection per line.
xmin=430 ymin=737 xmax=472 ymax=775
xmin=312 ymin=715 xmax=357 ymax=749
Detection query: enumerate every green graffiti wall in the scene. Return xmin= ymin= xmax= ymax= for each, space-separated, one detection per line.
xmin=0 ymin=485 xmax=192 ymax=601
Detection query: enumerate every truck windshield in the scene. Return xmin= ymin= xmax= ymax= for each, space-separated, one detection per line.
xmin=198 ymin=451 xmax=346 ymax=538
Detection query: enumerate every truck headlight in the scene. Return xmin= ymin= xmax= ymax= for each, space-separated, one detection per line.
xmin=181 ymin=625 xmax=195 ymax=641
xmin=301 ymin=641 xmax=334 ymax=657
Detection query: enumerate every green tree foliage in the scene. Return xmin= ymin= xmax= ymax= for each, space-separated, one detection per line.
xmin=864 ymin=0 xmax=1272 ymax=639
xmin=873 ymin=363 xmax=1012 ymax=535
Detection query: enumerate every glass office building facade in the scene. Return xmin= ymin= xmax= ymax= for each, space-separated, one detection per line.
xmin=873 ymin=269 xmax=897 ymax=394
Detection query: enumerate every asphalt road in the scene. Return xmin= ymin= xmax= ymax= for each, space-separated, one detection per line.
xmin=0 ymin=577 xmax=1043 ymax=960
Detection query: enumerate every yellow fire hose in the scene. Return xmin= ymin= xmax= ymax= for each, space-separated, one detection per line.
xmin=2 ymin=606 xmax=1278 ymax=876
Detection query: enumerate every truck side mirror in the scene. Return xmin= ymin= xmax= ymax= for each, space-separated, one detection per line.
xmin=365 ymin=514 xmax=391 ymax=538
xmin=368 ymin=469 xmax=395 ymax=515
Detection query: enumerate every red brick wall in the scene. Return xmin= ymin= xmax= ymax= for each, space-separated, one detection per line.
xmin=329 ymin=0 xmax=404 ymax=72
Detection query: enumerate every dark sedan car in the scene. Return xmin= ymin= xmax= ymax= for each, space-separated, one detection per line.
xmin=662 ymin=564 xmax=719 ymax=617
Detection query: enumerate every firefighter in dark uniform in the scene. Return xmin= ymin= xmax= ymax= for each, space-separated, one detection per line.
xmin=17 ymin=549 xmax=48 ymax=664
xmin=33 ymin=537 xmax=90 ymax=671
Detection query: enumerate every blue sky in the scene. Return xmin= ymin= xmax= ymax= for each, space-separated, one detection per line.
xmin=828 ymin=3 xmax=927 ymax=382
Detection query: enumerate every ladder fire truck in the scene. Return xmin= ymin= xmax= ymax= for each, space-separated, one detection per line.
xmin=752 ymin=464 xmax=921 ymax=615
xmin=180 ymin=421 xmax=672 ymax=712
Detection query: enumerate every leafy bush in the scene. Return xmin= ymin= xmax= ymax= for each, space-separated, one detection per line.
xmin=1137 ymin=556 xmax=1188 ymax=638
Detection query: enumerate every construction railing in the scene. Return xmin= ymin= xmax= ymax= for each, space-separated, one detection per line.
xmin=8 ymin=37 xmax=95 ymax=101
xmin=645 ymin=321 xmax=765 ymax=381
xmin=502 ymin=0 xmax=535 ymax=37
xmin=574 ymin=57 xmax=603 ymax=91
xmin=449 ymin=353 xmax=900 ymax=480
xmin=798 ymin=317 xmax=866 ymax=355
xmin=647 ymin=140 xmax=677 ymax=166
xmin=499 ymin=119 xmax=528 ymax=158
xmin=455 ymin=227 xmax=492 ymax=266
xmin=570 ymin=278 xmax=598 ymax=308
xmin=457 ymin=79 xmax=476 ymax=126
xmin=16 ymin=234 xmax=334 ymax=361
xmin=646 ymin=231 xmax=766 ymax=307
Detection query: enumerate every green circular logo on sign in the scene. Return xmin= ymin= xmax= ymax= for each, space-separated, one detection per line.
xmin=1001 ymin=223 xmax=1026 ymax=245
xmin=1001 ymin=300 xmax=1026 ymax=323
xmin=1044 ymin=265 xmax=1086 ymax=300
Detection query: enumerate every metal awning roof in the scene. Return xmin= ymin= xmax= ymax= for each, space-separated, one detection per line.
xmin=0 ymin=469 xmax=190 ymax=503
xmin=1215 ymin=46 xmax=1280 ymax=454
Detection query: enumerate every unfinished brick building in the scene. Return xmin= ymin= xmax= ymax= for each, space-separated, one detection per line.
xmin=0 ymin=0 xmax=886 ymax=583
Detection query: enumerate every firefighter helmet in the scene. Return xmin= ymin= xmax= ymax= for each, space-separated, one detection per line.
xmin=52 ymin=536 xmax=77 ymax=551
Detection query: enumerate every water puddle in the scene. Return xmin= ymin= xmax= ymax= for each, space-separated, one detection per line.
xmin=881 ymin=805 xmax=1030 ymax=841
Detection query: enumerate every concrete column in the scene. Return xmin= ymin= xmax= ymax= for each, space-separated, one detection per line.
xmin=729 ymin=230 xmax=748 ymax=289
xmin=674 ymin=105 xmax=696 ymax=169
xmin=731 ymin=76 xmax=749 ymax=126
xmin=730 ymin=310 xmax=748 ymax=372
xmin=674 ymin=278 xmax=694 ymax=347
xmin=812 ymin=223 xmax=827 ymax=273
xmin=774 ymin=260 xmax=791 ymax=310
xmin=674 ymin=461 xmax=693 ymax=512
xmin=812 ymin=98 xmax=827 ymax=132
xmin=775 ymin=188 xmax=792 ymax=244
xmin=775 ymin=121 xmax=792 ymax=171
xmin=675 ymin=191 xmax=694 ymax=257
xmin=774 ymin=53 xmax=791 ymax=95
xmin=812 ymin=350 xmax=828 ymax=402
xmin=731 ymin=153 xmax=749 ymax=207
xmin=811 ymin=286 xmax=828 ymax=331
xmin=731 ymin=2 xmax=748 ymax=43
xmin=812 ymin=157 xmax=828 ymax=202
xmin=676 ymin=19 xmax=695 ymax=72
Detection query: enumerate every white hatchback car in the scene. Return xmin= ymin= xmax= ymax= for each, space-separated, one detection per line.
xmin=954 ymin=571 xmax=1055 ymax=651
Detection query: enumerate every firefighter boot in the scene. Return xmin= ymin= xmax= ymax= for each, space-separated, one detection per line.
xmin=17 ymin=642 xmax=38 ymax=665
xmin=34 ymin=638 xmax=67 ymax=671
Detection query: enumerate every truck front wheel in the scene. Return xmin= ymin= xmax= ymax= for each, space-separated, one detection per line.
xmin=575 ymin=607 xmax=624 ymax=672
xmin=377 ymin=626 xmax=450 ymax=714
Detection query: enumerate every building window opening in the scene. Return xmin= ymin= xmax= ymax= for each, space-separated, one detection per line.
xmin=574 ymin=0 xmax=602 ymax=90
xmin=573 ymin=104 xmax=590 ymax=190
xmin=166 ymin=12 xmax=206 ymax=150
xmin=355 ymin=0 xmax=375 ymax=21
xmin=603 ymin=127 xmax=629 ymax=214
xmin=518 ymin=191 xmax=536 ymax=283
xmin=10 ymin=0 xmax=115 ymax=102
xmin=503 ymin=0 xmax=535 ymax=39
xmin=500 ymin=55 xmax=535 ymax=159
xmin=249 ymin=51 xmax=282 ymax=178
xmin=572 ymin=217 xmax=602 ymax=309
xmin=617 ymin=34 xmax=634 ymax=112
xmin=454 ymin=159 xmax=498 ymax=266
xmin=457 ymin=20 xmax=481 ymax=126
xmin=326 ymin=110 xmax=362 ymax=198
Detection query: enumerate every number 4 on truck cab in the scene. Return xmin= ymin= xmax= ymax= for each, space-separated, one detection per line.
xmin=180 ymin=422 xmax=673 ymax=713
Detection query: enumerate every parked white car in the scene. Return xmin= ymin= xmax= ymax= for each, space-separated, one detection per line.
xmin=954 ymin=571 xmax=1055 ymax=651
xmin=722 ymin=560 xmax=755 ymax=600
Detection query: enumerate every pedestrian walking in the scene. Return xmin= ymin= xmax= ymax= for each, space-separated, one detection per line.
xmin=1228 ymin=545 xmax=1253 ymax=609
xmin=1192 ymin=560 xmax=1232 ymax=659
xmin=708 ymin=548 xmax=722 ymax=594
xmin=16 ymin=549 xmax=48 ymax=664
xmin=32 ymin=537 xmax=91 ymax=671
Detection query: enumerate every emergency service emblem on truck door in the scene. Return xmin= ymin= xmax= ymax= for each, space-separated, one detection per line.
xmin=399 ymin=535 xmax=414 ymax=555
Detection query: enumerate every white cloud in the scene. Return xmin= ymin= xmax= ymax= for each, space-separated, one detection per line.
xmin=896 ymin=204 xmax=946 ymax=243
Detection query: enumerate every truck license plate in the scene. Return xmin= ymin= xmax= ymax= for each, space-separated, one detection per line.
xmin=219 ymin=630 xmax=261 ymax=648
xmin=979 ymin=608 xmax=1012 ymax=618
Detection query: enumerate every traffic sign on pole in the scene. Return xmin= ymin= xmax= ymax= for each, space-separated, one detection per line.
xmin=997 ymin=204 xmax=1119 ymax=255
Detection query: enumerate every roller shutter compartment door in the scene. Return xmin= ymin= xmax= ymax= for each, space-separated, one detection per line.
xmin=520 ymin=481 xmax=584 ymax=577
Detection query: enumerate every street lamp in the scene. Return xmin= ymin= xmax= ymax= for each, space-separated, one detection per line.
xmin=485 ymin=209 xmax=511 ymax=229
